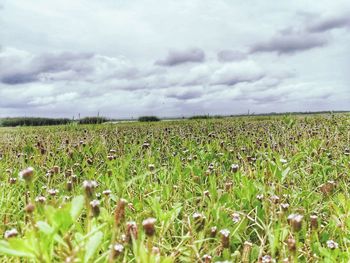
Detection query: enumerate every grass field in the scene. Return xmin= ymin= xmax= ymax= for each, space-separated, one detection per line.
xmin=0 ymin=114 xmax=349 ymax=262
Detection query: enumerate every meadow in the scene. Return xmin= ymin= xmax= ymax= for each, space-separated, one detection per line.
xmin=0 ymin=114 xmax=349 ymax=262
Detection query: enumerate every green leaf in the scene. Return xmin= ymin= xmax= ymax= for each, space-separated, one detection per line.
xmin=36 ymin=221 xmax=54 ymax=235
xmin=0 ymin=240 xmax=35 ymax=258
xmin=70 ymin=195 xmax=85 ymax=220
xmin=84 ymin=231 xmax=103 ymax=263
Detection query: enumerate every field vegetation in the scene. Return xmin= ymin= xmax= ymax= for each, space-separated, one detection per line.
xmin=0 ymin=114 xmax=349 ymax=262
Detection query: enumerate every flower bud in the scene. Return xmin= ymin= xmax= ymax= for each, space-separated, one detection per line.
xmin=310 ymin=215 xmax=318 ymax=230
xmin=114 ymin=198 xmax=127 ymax=225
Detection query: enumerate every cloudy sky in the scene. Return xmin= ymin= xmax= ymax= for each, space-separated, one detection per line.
xmin=0 ymin=0 xmax=349 ymax=118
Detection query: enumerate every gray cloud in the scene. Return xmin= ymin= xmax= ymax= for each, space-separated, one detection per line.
xmin=217 ymin=50 xmax=246 ymax=62
xmin=155 ymin=48 xmax=205 ymax=66
xmin=307 ymin=13 xmax=350 ymax=32
xmin=250 ymin=30 xmax=328 ymax=54
xmin=0 ymin=50 xmax=95 ymax=85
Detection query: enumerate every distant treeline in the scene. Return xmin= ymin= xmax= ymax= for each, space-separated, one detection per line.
xmin=188 ymin=115 xmax=224 ymax=120
xmin=0 ymin=117 xmax=109 ymax=127
xmin=0 ymin=117 xmax=72 ymax=127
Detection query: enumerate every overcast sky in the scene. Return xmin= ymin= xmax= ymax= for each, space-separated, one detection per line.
xmin=0 ymin=0 xmax=349 ymax=118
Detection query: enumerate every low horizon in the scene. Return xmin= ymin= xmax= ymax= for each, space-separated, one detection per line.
xmin=1 ymin=109 xmax=349 ymax=121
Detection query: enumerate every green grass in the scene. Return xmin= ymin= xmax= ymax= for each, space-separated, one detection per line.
xmin=0 ymin=114 xmax=349 ymax=262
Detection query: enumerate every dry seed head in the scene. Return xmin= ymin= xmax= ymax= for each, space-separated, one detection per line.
xmin=287 ymin=237 xmax=296 ymax=252
xmin=142 ymin=217 xmax=157 ymax=236
xmin=242 ymin=241 xmax=253 ymax=262
xmin=66 ymin=180 xmax=73 ymax=191
xmin=52 ymin=166 xmax=60 ymax=174
xmin=25 ymin=203 xmax=35 ymax=213
xmin=114 ymin=198 xmax=127 ymax=225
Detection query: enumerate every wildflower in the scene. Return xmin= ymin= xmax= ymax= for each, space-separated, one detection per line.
xmin=152 ymin=246 xmax=160 ymax=255
xmin=193 ymin=212 xmax=206 ymax=231
xmin=232 ymin=212 xmax=241 ymax=224
xmin=210 ymin=226 xmax=217 ymax=238
xmin=270 ymin=195 xmax=280 ymax=204
xmin=148 ymin=164 xmax=155 ymax=171
xmin=48 ymin=189 xmax=59 ymax=196
xmin=231 ymin=164 xmax=239 ymax=173
xmin=287 ymin=214 xmax=303 ymax=232
xmin=19 ymin=167 xmax=34 ymax=182
xmin=261 ymin=255 xmax=274 ymax=263
xmin=219 ymin=229 xmax=230 ymax=248
xmin=35 ymin=196 xmax=46 ymax=203
xmin=83 ymin=180 xmax=98 ymax=198
xmin=4 ymin=229 xmax=18 ymax=239
xmin=281 ymin=203 xmax=289 ymax=211
xmin=326 ymin=240 xmax=338 ymax=249
xmin=9 ymin=177 xmax=17 ymax=184
xmin=202 ymin=254 xmax=212 ymax=263
xmin=256 ymin=194 xmax=264 ymax=201
xmin=102 ymin=189 xmax=112 ymax=196
xmin=111 ymin=243 xmax=124 ymax=258
xmin=142 ymin=218 xmax=157 ymax=236
xmin=90 ymin=200 xmax=100 ymax=217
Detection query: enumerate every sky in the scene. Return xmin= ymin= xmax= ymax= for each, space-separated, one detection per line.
xmin=0 ymin=0 xmax=349 ymax=118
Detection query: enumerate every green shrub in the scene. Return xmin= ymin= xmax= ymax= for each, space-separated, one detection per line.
xmin=78 ymin=117 xmax=108 ymax=124
xmin=138 ymin=116 xmax=160 ymax=122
